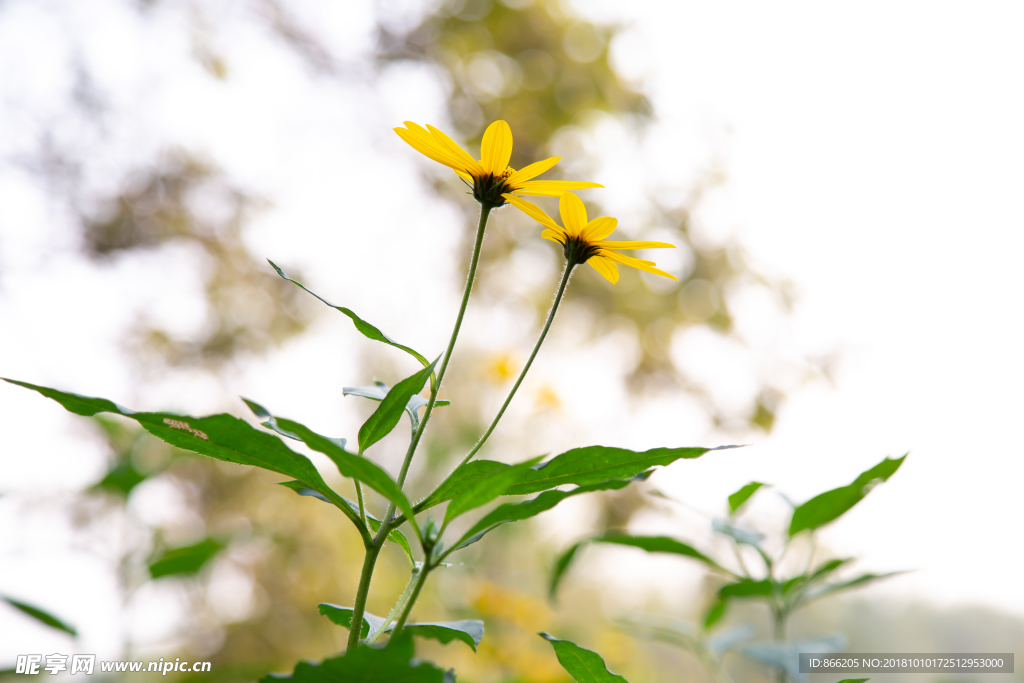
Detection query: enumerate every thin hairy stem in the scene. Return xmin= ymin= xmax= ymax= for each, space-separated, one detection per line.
xmin=365 ymin=564 xmax=422 ymax=646
xmin=355 ymin=482 xmax=367 ymax=526
xmin=455 ymin=261 xmax=576 ymax=470
xmin=388 ymin=564 xmax=431 ymax=642
xmin=346 ymin=542 xmax=382 ymax=651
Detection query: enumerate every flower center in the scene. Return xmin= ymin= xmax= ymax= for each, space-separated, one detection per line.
xmin=561 ymin=235 xmax=602 ymax=265
xmin=473 ymin=167 xmax=515 ymax=206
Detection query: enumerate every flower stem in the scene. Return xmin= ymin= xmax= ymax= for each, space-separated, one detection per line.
xmin=348 ymin=202 xmax=494 ymax=650
xmin=365 ymin=564 xmax=422 ymax=646
xmin=455 ymin=261 xmax=576 ymax=469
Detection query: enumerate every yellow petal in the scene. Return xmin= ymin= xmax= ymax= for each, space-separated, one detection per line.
xmin=602 ymin=250 xmax=678 ymax=280
xmin=480 ymin=120 xmax=513 ymax=176
xmin=506 ymin=156 xmax=561 ymax=185
xmin=502 ymin=193 xmax=563 ymax=232
xmin=580 ymin=216 xmax=617 ymax=242
xmin=455 ymin=169 xmax=473 ymax=182
xmin=541 ymin=228 xmax=566 ymax=244
xmin=598 ymin=240 xmax=676 ymax=249
xmin=588 ymin=255 xmax=619 ymax=284
xmin=395 ymin=124 xmax=470 ymax=173
xmin=559 ymin=192 xmax=588 ymax=237
xmin=427 ymin=125 xmax=485 ymax=177
xmin=512 ymin=180 xmax=604 ymax=197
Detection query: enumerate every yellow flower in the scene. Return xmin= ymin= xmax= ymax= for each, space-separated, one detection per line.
xmin=502 ymin=192 xmax=678 ymax=284
xmin=394 ymin=120 xmax=603 ymax=206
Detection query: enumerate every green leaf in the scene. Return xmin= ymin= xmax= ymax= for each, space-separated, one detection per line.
xmin=259 ymin=634 xmax=448 ymax=683
xmin=4 ymin=379 xmax=371 ymax=542
xmin=93 ymin=460 xmax=148 ymax=497
xmin=415 ymin=460 xmax=509 ymax=512
xmin=280 ymin=482 xmax=415 ymax=566
xmin=719 ymin=579 xmax=773 ymax=599
xmin=317 ymin=607 xmax=482 ymax=652
xmin=1 ymin=596 xmax=77 ymax=636
xmin=357 ymin=359 xmax=439 ymax=454
xmin=550 ymin=533 xmax=725 ymax=599
xmin=508 ymin=445 xmax=734 ymax=495
xmin=837 ymin=679 xmax=870 ymax=682
xmin=270 ymin=415 xmax=419 ymax=533
xmin=443 ymin=456 xmax=544 ymax=526
xmin=807 ymin=571 xmax=907 ymax=602
xmin=789 ymin=454 xmax=907 ymax=536
xmin=702 ymin=597 xmax=727 ymax=630
xmin=712 ymin=518 xmax=764 ymax=546
xmin=149 ymin=538 xmax=223 ymax=578
xmin=344 ymin=383 xmax=449 ymax=428
xmin=538 ymin=633 xmax=629 ymax=683
xmin=317 ymin=605 xmax=388 ymax=639
xmin=453 ymin=477 xmax=645 ymax=552
xmin=269 ymin=260 xmax=434 ymax=378
xmin=728 ymin=481 xmax=767 ymax=514
xmin=403 ymin=621 xmax=484 ymax=651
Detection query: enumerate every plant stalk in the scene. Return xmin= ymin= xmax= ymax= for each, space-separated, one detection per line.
xmin=388 ymin=562 xmax=432 ymax=642
xmin=346 ymin=542 xmax=383 ymax=651
xmin=365 ymin=564 xmax=422 ymax=646
xmin=455 ymin=261 xmax=576 ymax=469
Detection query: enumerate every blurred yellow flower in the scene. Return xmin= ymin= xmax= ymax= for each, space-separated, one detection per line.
xmin=394 ymin=120 xmax=603 ymax=206
xmin=503 ymin=192 xmax=678 ymax=284
xmin=534 ymin=384 xmax=561 ymax=412
xmin=485 ymin=351 xmax=520 ymax=384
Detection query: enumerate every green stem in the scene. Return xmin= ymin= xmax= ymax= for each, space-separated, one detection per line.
xmin=346 ymin=542 xmax=383 ymax=651
xmin=388 ymin=563 xmax=431 ymax=643
xmin=355 ymin=482 xmax=367 ymax=526
xmin=365 ymin=564 xmax=422 ymax=646
xmin=348 ymin=203 xmax=493 ymax=650
xmin=454 ymin=261 xmax=576 ymax=470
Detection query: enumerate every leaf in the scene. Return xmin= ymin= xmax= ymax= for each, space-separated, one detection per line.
xmin=712 ymin=519 xmax=764 ymax=546
xmin=4 ymin=379 xmax=371 ymax=541
xmin=538 ymin=633 xmax=629 ymax=683
xmin=702 ymin=598 xmax=727 ymax=630
xmin=807 ymin=571 xmax=907 ymax=602
xmin=1 ymin=596 xmax=77 ymax=636
xmin=344 ymin=383 xmax=449 ymax=428
xmin=836 ymin=679 xmax=870 ymax=683
xmin=443 ymin=456 xmax=543 ymax=526
xmin=453 ymin=477 xmax=645 ymax=552
xmin=706 ymin=623 xmax=757 ymax=657
xmin=550 ymin=533 xmax=724 ymax=599
xmin=280 ymin=482 xmax=416 ymax=566
xmin=415 ymin=460 xmax=509 ymax=512
xmin=318 ymin=604 xmax=388 ymax=639
xmin=508 ymin=445 xmax=735 ymax=495
xmin=259 ymin=633 xmax=448 ymax=683
xmin=403 ymin=621 xmax=484 ymax=651
xmin=789 ymin=454 xmax=907 ymax=536
xmin=357 ymin=359 xmax=439 ymax=454
xmin=92 ymin=460 xmax=148 ymax=498
xmin=149 ymin=538 xmax=223 ymax=578
xmin=270 ymin=415 xmax=419 ymax=532
xmin=740 ymin=634 xmax=846 ymax=682
xmin=269 ymin=260 xmax=434 ymax=376
xmin=728 ymin=481 xmax=767 ymax=514
xmin=719 ymin=579 xmax=774 ymax=599
xmin=318 ymin=607 xmax=482 ymax=651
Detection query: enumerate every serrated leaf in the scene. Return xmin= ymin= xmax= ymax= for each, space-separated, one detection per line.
xmin=357 ymin=360 xmax=439 ymax=454
xmin=508 ymin=445 xmax=735 ymax=495
xmin=149 ymin=538 xmax=223 ymax=578
xmin=453 ymin=477 xmax=644 ymax=552
xmin=789 ymin=454 xmax=906 ymax=536
xmin=728 ymin=481 xmax=767 ymax=514
xmin=280 ymin=482 xmax=415 ymax=566
xmin=258 ymin=633 xmax=447 ymax=683
xmin=269 ymin=260 xmax=434 ymax=378
xmin=443 ymin=456 xmax=543 ymax=526
xmin=551 ymin=533 xmax=724 ymax=599
xmin=317 ymin=605 xmax=388 ymax=639
xmin=539 ymin=633 xmax=629 ymax=683
xmin=415 ymin=460 xmax=509 ymax=512
xmin=269 ymin=415 xmax=419 ymax=532
xmin=1 ymin=596 xmax=77 ymax=636
xmin=4 ymin=379 xmax=369 ymax=539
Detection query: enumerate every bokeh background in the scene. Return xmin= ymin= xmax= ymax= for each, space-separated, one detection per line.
xmin=1 ymin=0 xmax=1023 ymax=681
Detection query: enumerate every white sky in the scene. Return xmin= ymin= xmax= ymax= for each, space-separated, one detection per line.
xmin=2 ymin=0 xmax=1023 ymax=660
